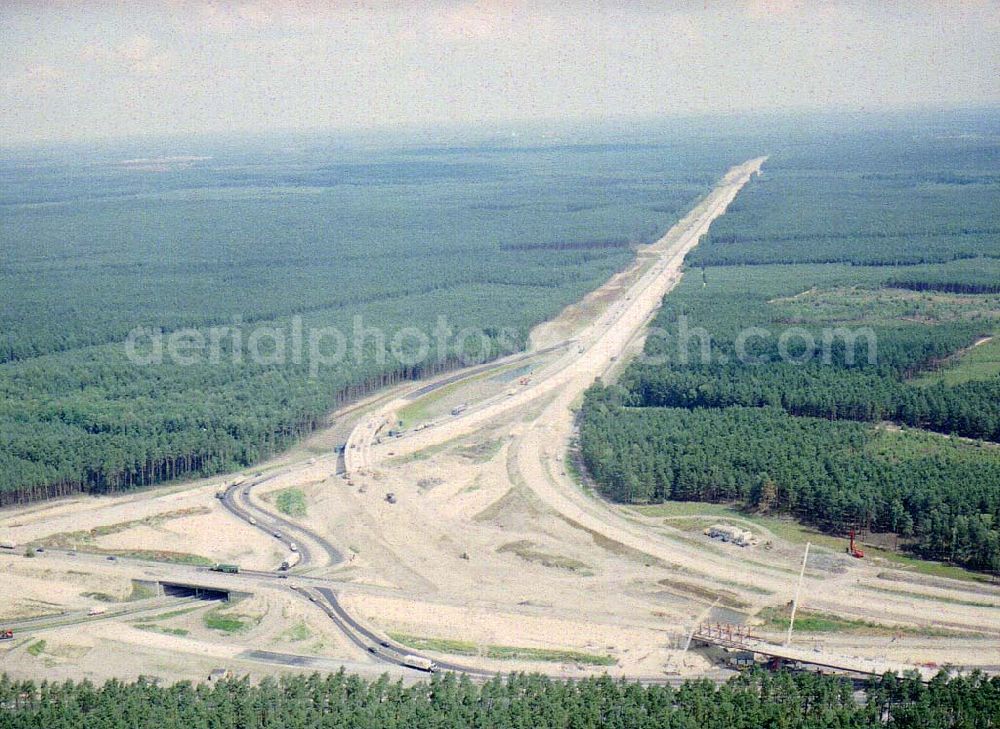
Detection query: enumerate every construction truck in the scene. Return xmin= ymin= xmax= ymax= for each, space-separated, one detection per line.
xmin=280 ymin=552 xmax=301 ymax=571
xmin=401 ymin=654 xmax=437 ymax=672
xmin=211 ymin=563 xmax=240 ymax=574
xmin=0 ymin=629 xmax=13 ymax=641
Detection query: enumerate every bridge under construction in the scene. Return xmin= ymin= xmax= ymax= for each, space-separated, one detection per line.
xmin=690 ymin=623 xmax=939 ymax=682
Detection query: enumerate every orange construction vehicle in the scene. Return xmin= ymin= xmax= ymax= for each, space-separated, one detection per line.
xmin=847 ymin=528 xmax=864 ymax=558
xmin=0 ymin=629 xmax=13 ymax=641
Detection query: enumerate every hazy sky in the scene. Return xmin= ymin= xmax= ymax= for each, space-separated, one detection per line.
xmin=2 ymin=0 xmax=999 ymax=143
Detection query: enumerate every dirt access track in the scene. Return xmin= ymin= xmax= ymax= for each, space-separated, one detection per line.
xmin=3 ymin=157 xmax=998 ymax=684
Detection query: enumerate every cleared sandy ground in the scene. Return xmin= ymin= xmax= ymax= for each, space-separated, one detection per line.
xmin=342 ymin=591 xmax=712 ymax=677
xmin=0 ymin=587 xmax=368 ymax=685
xmin=0 ymin=481 xmax=283 ymax=571
xmin=0 ymin=558 xmax=137 ymax=619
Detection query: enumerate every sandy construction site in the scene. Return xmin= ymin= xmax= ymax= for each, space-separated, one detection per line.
xmin=2 ymin=157 xmax=999 ymax=685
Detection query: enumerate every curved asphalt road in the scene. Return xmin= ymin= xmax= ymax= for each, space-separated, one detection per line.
xmin=312 ymin=586 xmax=496 ymax=676
xmin=219 ymin=471 xmax=343 ymax=569
xmin=216 ymin=468 xmax=466 ymax=673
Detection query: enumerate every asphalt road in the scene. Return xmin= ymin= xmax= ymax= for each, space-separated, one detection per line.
xmin=403 ymin=341 xmax=570 ymax=402
xmin=213 ymin=469 xmax=459 ymax=672
xmin=312 ymin=586 xmax=497 ymax=676
xmin=212 ymin=462 xmax=496 ymax=675
xmin=219 ymin=472 xmax=343 ymax=569
xmin=1 ymin=596 xmax=207 ymax=633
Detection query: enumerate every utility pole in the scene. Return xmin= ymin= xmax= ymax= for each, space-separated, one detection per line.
xmin=785 ymin=541 xmax=810 ymax=647
xmin=683 ymin=598 xmax=720 ymax=653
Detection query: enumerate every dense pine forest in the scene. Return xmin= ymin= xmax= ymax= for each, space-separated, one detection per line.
xmin=1 ymin=670 xmax=997 ymax=729
xmin=0 ymin=133 xmax=747 ymax=505
xmin=684 ymin=131 xmax=1000 ymax=268
xmin=581 ymin=121 xmax=1000 ymax=572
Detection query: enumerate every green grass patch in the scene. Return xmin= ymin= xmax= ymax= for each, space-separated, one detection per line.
xmin=389 ymin=633 xmax=477 ymax=655
xmin=772 ymin=286 xmax=1000 ymax=329
xmin=204 ymin=608 xmax=251 ymax=634
xmin=631 ymin=500 xmax=993 ymax=584
xmin=633 ymin=500 xmax=753 ymax=519
xmin=126 ymin=582 xmax=158 ymax=602
xmin=497 ymin=540 xmax=593 ymax=574
xmin=632 ymin=501 xmax=838 ymax=550
xmin=867 ymin=426 xmax=1000 ymax=463
xmin=461 ymin=476 xmax=483 ymax=494
xmin=912 ymin=333 xmax=1000 ymax=386
xmin=757 ymin=606 xmax=964 ymax=637
xmin=135 ymin=624 xmax=189 ymax=637
xmin=280 ymin=622 xmax=312 ymax=642
xmin=865 ymin=584 xmax=999 ymax=610
xmin=80 ymin=592 xmax=117 ymax=603
xmin=35 ymin=508 xmax=210 ymax=549
xmin=388 ymin=633 xmax=615 ymax=666
xmin=564 ymin=447 xmax=592 ymax=494
xmin=397 ymin=393 xmax=447 ymax=430
xmin=131 ymin=606 xmax=203 ymax=623
xmin=484 ymin=646 xmax=615 ymax=666
xmin=111 ymin=550 xmax=213 ymax=567
xmin=397 ymin=362 xmax=525 ymax=429
xmin=397 ymin=381 xmax=467 ymax=429
xmin=657 ymin=579 xmax=751 ymax=610
xmin=26 ymin=640 xmax=46 ymax=657
xmin=275 ymin=488 xmax=307 ymax=518
xmin=474 ymin=486 xmax=542 ymax=523
xmin=388 ymin=441 xmax=451 ymax=465
xmin=453 ymin=439 xmax=504 ymax=463
xmin=868 ymin=548 xmax=995 ymax=584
